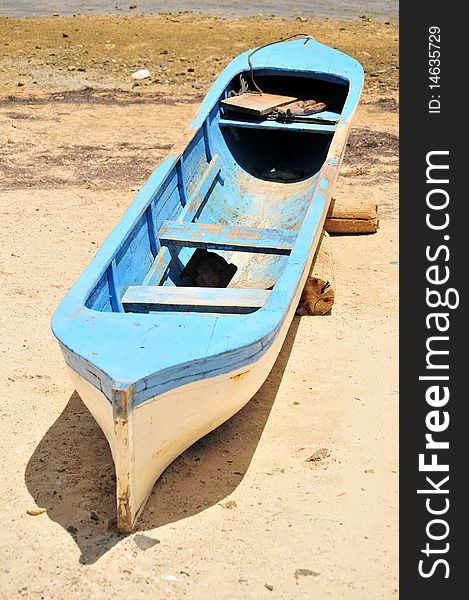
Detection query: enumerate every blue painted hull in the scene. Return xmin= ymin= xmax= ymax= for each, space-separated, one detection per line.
xmin=52 ymin=37 xmax=363 ymax=417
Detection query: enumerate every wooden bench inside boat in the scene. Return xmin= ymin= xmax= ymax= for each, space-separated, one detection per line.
xmin=122 ymin=286 xmax=271 ymax=313
xmin=218 ymin=117 xmax=337 ymax=134
xmin=159 ymin=220 xmax=297 ymax=254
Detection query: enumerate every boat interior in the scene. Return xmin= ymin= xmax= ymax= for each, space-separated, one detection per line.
xmin=85 ymin=70 xmax=349 ymax=315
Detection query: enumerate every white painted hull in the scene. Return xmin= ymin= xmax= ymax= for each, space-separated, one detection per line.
xmin=67 ymin=318 xmax=284 ymax=531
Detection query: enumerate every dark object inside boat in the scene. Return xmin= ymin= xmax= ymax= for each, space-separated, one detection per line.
xmin=274 ymin=99 xmax=328 ymax=118
xmin=180 ymin=249 xmax=237 ymax=288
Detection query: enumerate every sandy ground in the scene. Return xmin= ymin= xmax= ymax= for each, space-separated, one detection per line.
xmin=0 ymin=15 xmax=398 ymax=600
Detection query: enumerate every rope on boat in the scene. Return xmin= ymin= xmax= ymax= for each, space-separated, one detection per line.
xmin=247 ymin=33 xmax=313 ymax=94
xmin=228 ymin=74 xmax=250 ymax=97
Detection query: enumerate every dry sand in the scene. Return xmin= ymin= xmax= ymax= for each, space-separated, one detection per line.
xmin=0 ymin=15 xmax=398 ymax=599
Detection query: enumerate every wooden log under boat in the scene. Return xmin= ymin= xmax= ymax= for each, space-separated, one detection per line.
xmin=325 ymin=196 xmax=379 ymax=233
xmin=296 ymin=231 xmax=335 ymax=316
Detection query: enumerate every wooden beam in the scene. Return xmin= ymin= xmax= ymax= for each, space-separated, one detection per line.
xmin=296 ymin=231 xmax=335 ymax=316
xmin=219 ymin=118 xmax=336 ymax=135
xmin=203 ymin=120 xmax=212 ymax=162
xmin=122 ymin=286 xmax=271 ymax=313
xmin=107 ymin=259 xmax=124 ymax=313
xmin=141 ymin=248 xmax=171 ymax=286
xmin=176 ymin=158 xmax=188 ymax=207
xmin=158 ymin=220 xmax=296 ymax=254
xmin=146 ymin=203 xmax=159 ymax=255
xmin=180 ymin=154 xmax=222 ymax=222
xmin=325 ymin=196 xmax=379 ymax=234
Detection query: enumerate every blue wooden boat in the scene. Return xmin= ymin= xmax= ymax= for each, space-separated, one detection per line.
xmin=52 ymin=37 xmax=363 ymax=531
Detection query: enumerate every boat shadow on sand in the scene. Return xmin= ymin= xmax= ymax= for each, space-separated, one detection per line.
xmin=25 ymin=317 xmax=301 ymax=564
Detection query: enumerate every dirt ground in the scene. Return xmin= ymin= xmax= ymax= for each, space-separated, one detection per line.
xmin=0 ymin=15 xmax=398 ymax=600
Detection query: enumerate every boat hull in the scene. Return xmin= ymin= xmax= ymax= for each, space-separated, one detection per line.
xmin=52 ymin=38 xmax=364 ymax=531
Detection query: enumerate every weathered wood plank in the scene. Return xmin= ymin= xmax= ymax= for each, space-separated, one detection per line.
xmin=220 ymin=92 xmax=297 ymax=116
xmin=122 ymin=286 xmax=271 ymax=313
xmin=141 ymin=249 xmax=171 ymax=286
xmin=180 ymin=154 xmax=222 ymax=222
xmin=159 ymin=221 xmax=296 ymax=254
xmin=325 ymin=217 xmax=379 ymax=234
xmin=218 ymin=118 xmax=336 ymax=134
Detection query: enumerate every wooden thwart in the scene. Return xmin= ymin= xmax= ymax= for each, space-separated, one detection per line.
xmin=220 ymin=93 xmax=298 ymax=116
xmin=219 ymin=118 xmax=336 ymax=135
xmin=122 ymin=286 xmax=271 ymax=313
xmin=159 ymin=221 xmax=297 ymax=254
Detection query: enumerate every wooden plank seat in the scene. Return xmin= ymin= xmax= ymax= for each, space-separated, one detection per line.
xmin=158 ymin=221 xmax=297 ymax=255
xmin=122 ymin=286 xmax=271 ymax=313
xmin=218 ymin=118 xmax=337 ymax=134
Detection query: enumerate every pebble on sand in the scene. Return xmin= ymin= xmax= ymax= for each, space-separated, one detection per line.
xmin=295 ymin=569 xmax=320 ymax=578
xmin=26 ymin=508 xmax=47 ymax=516
xmin=131 ymin=69 xmax=150 ymax=80
xmin=220 ymin=500 xmax=237 ymax=509
xmin=306 ymin=448 xmax=331 ymax=463
xmin=134 ymin=534 xmax=160 ymax=550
